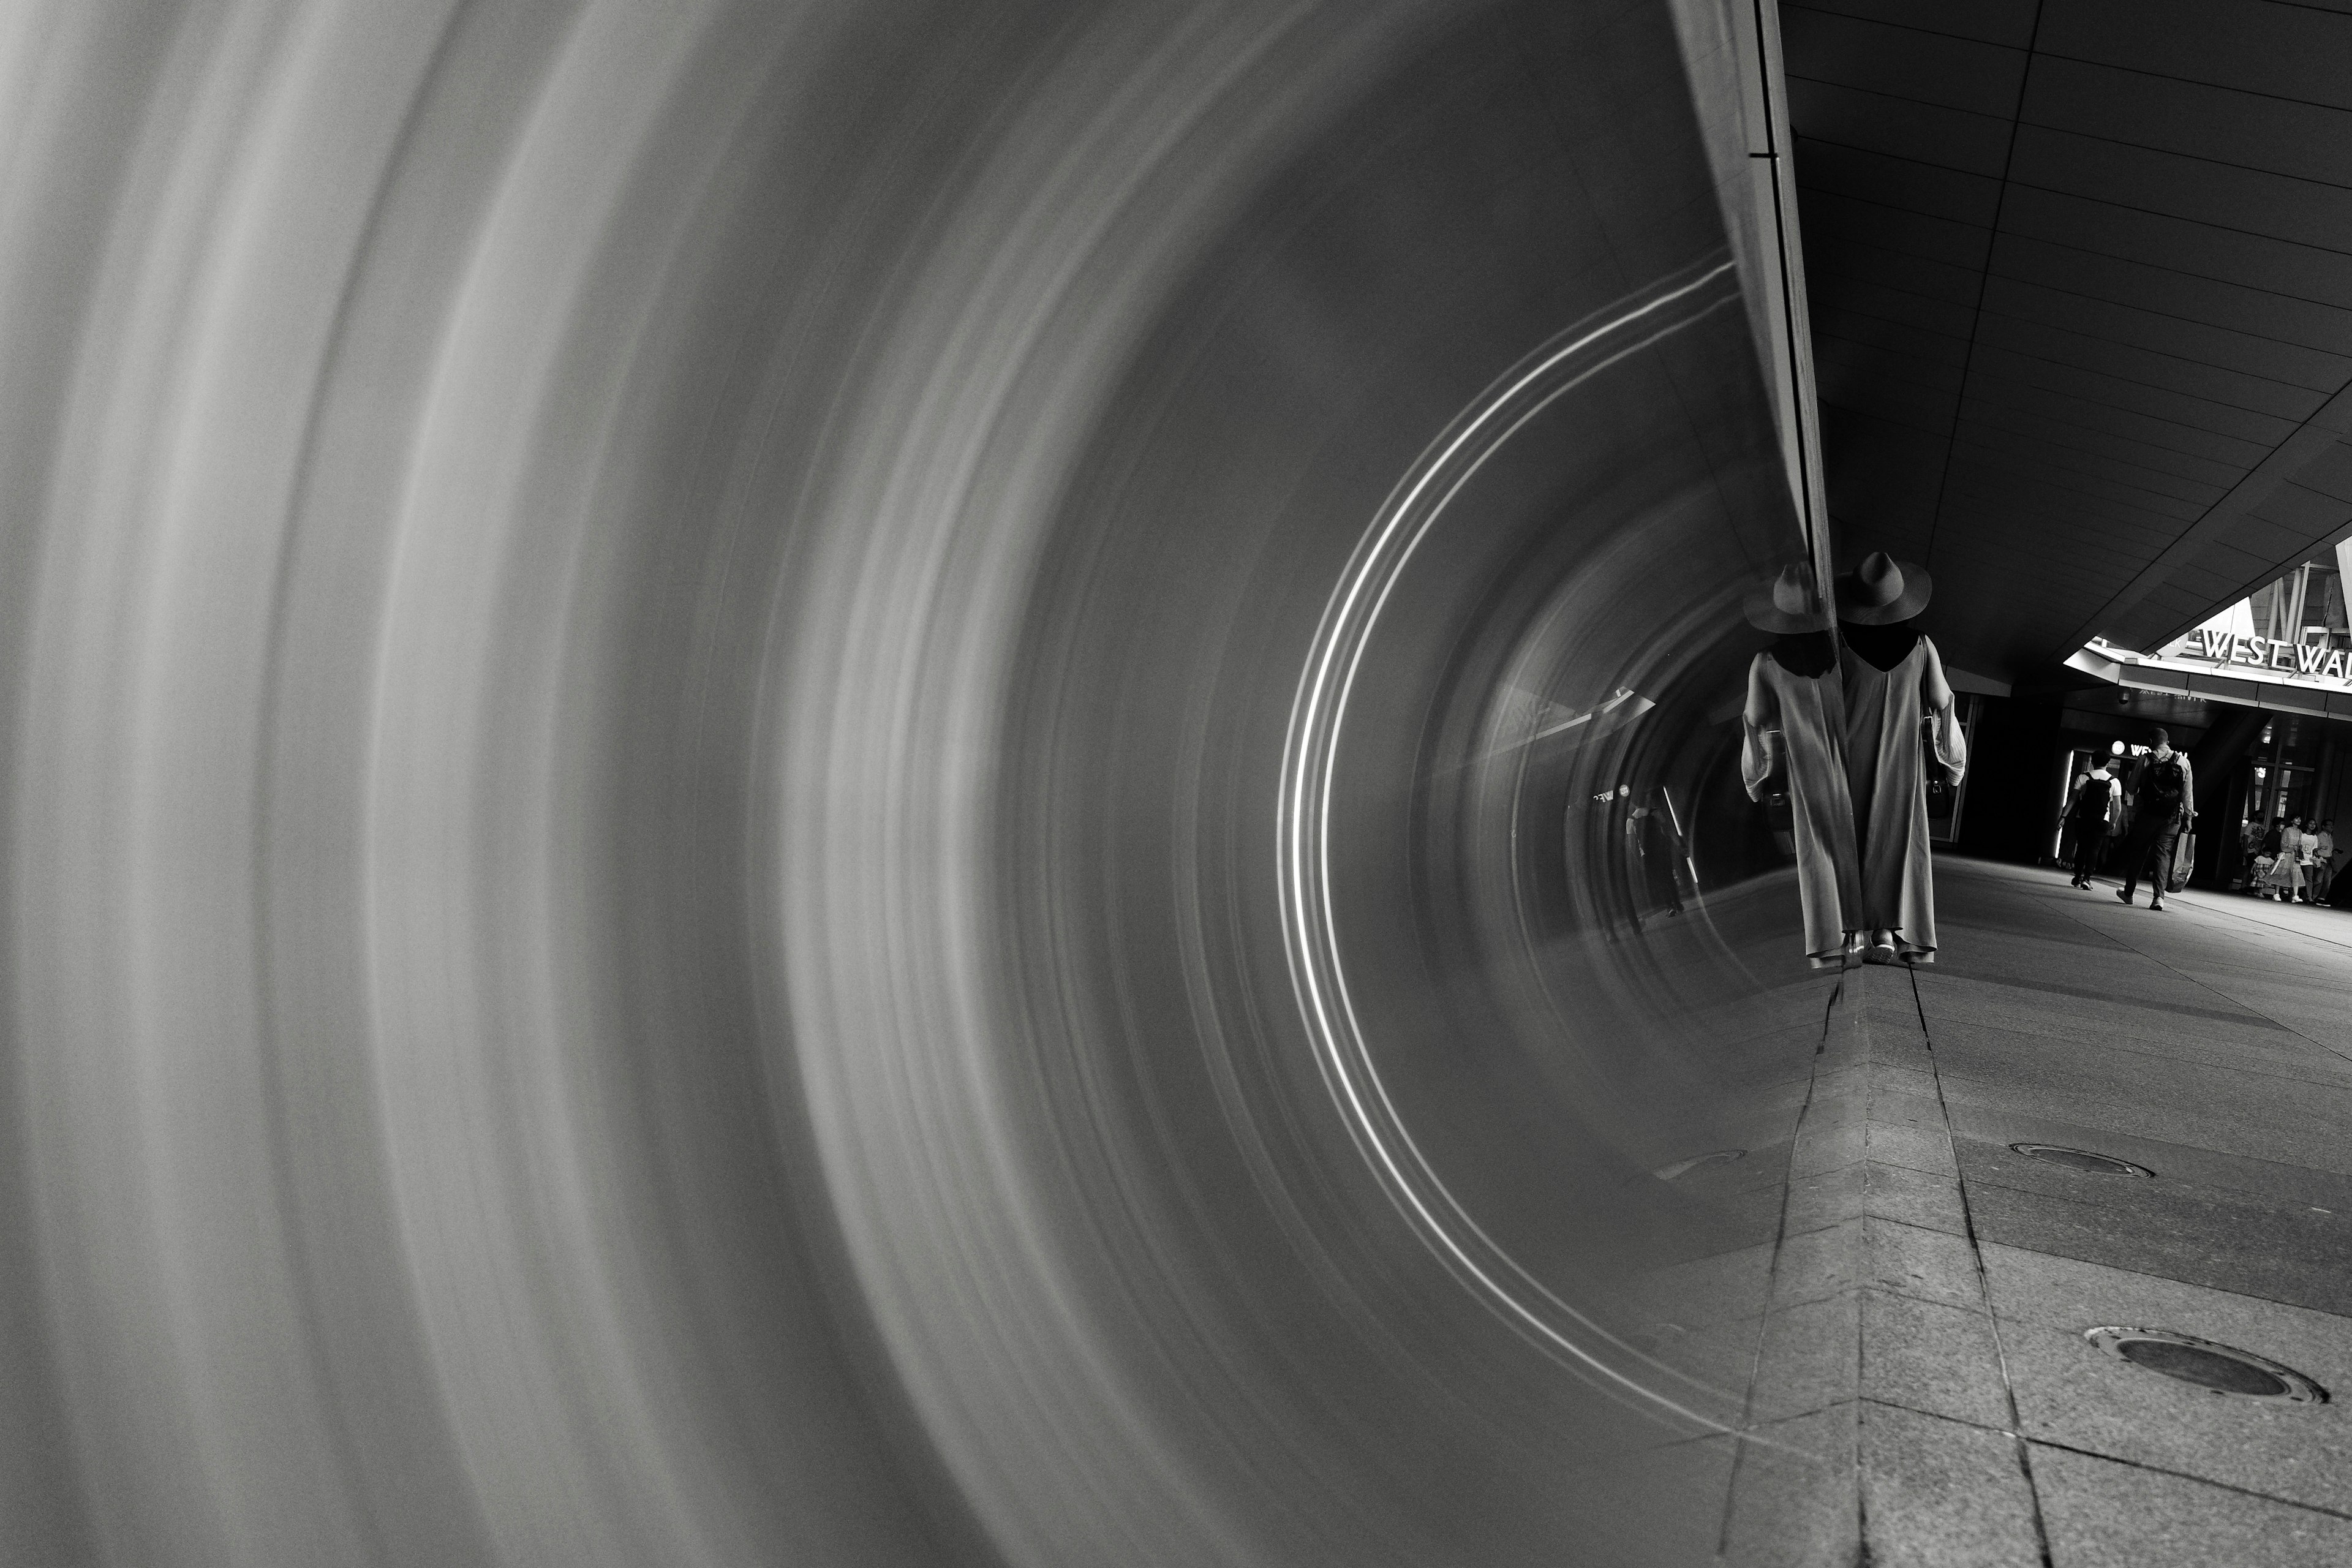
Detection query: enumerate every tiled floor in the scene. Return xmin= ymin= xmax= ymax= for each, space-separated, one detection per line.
xmin=1713 ymin=856 xmax=2352 ymax=1565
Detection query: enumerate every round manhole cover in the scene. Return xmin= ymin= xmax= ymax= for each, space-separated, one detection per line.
xmin=2011 ymin=1143 xmax=2155 ymax=1178
xmin=2086 ymin=1327 xmax=2328 ymax=1403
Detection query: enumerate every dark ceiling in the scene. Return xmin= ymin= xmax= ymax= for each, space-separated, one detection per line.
xmin=1782 ymin=0 xmax=2352 ymax=680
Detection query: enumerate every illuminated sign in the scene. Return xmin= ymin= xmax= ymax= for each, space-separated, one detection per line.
xmin=2172 ymin=627 xmax=2351 ymax=685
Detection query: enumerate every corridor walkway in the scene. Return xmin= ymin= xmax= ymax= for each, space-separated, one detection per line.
xmin=1721 ymin=856 xmax=2352 ymax=1565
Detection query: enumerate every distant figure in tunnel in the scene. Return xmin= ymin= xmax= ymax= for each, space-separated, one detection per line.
xmin=2116 ymin=728 xmax=2195 ymax=911
xmin=1835 ymin=554 xmax=1966 ymax=964
xmin=1741 ymin=564 xmax=1863 ymax=967
xmin=2065 ymin=755 xmax=2119 ymax=889
xmin=1625 ymin=789 xmax=1686 ymax=926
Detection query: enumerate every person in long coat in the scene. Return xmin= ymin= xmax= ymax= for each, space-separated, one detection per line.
xmin=1741 ymin=564 xmax=1864 ymax=966
xmin=1834 ymin=553 xmax=1967 ymax=964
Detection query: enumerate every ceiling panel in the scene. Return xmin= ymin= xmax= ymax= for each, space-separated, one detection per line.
xmin=1780 ymin=6 xmax=2028 ymax=116
xmin=2288 ymin=443 xmax=2352 ymax=500
xmin=1959 ymin=381 xmax=2268 ymax=468
xmin=1812 ymin=303 xmax=1970 ymax=363
xmin=1956 ymin=404 xmax=2247 ymax=489
xmin=1784 ymin=0 xmax=2352 ymax=677
xmin=1950 ymin=422 xmax=2231 ymax=503
xmin=1999 ymin=186 xmax=2352 ymax=307
xmin=1965 ymin=345 xmax=2299 ymax=444
xmin=1980 ymin=274 xmax=2351 ymax=388
xmin=2022 ymin=58 xmax=2352 ymax=186
xmin=2250 ymin=486 xmax=2352 ymax=535
xmin=1943 ymin=469 xmax=2184 ymax=535
xmin=1787 ymin=0 xmax=2352 ymax=672
xmin=1798 ymin=188 xmax=1996 ymax=270
xmin=1990 ymin=236 xmax=2352 ymax=358
xmin=1792 ymin=137 xmax=2003 ymax=225
xmin=1789 ymin=0 xmax=2041 ymax=48
xmin=1969 ymin=313 xmax=2322 ymax=418
xmin=2007 ymin=127 xmax=2352 ymax=257
xmin=1804 ymin=241 xmax=1987 ymax=314
xmin=1944 ymin=434 xmax=2214 ymax=515
xmin=2037 ymin=0 xmax=2352 ymax=113
xmin=1784 ymin=77 xmax=2016 ymax=172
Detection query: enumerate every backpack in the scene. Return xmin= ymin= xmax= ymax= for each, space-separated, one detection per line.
xmin=2138 ymin=756 xmax=2187 ymax=813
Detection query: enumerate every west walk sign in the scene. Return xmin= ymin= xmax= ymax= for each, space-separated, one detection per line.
xmin=2173 ymin=627 xmax=2352 ymax=686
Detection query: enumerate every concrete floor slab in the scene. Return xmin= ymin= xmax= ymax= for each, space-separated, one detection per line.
xmin=1861 ymin=1218 xmax=1985 ymax=1313
xmin=1862 ymin=1121 xmax=1957 ymax=1178
xmin=1749 ymin=1291 xmax=1860 ymax=1423
xmin=1721 ymin=1403 xmax=1860 ymax=1568
xmin=1781 ymin=1159 xmax=1865 ymax=1239
xmin=2033 ymin=1442 xmax=2352 ymax=1568
xmin=1936 ymin=1074 xmax=2352 ymax=1175
xmin=1860 ymin=1291 xmax=2012 ymax=1430
xmin=1961 ymin=1167 xmax=2352 ymax=1316
xmin=1860 ymin=1401 xmax=2043 ymax=1567
xmin=1999 ymin=1316 xmax=2352 ymax=1515
xmin=1946 ymin=1107 xmax=2352 ymax=1210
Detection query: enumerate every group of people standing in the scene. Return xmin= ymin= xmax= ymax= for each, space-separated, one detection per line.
xmin=2247 ymin=816 xmax=2335 ymax=903
xmin=1739 ymin=553 xmax=1967 ymax=967
xmin=2061 ymin=729 xmax=2194 ymax=910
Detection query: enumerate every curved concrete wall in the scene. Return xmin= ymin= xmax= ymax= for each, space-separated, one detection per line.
xmin=0 ymin=4 xmax=1813 ymax=1564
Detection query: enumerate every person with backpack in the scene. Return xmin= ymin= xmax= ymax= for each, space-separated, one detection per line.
xmin=2116 ymin=728 xmax=2194 ymax=911
xmin=2065 ymin=757 xmax=2120 ymax=889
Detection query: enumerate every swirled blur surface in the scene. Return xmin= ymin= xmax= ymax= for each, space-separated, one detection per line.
xmin=0 ymin=4 xmax=1826 ymax=1564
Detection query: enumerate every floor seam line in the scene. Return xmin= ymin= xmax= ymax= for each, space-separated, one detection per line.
xmin=1907 ymin=962 xmax=2057 ymax=1567
xmin=1715 ymin=970 xmax=1849 ymax=1561
xmin=2022 ymin=1436 xmax=2352 ymax=1521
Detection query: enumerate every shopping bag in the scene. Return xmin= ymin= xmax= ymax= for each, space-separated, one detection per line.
xmin=2166 ymin=832 xmax=2194 ymax=892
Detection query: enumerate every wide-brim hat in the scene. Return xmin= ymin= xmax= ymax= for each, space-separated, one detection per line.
xmin=1834 ymin=551 xmax=1932 ymax=624
xmin=1743 ymin=562 xmax=1831 ymax=633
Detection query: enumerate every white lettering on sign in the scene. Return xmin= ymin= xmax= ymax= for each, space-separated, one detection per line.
xmin=2175 ymin=626 xmax=2351 ymax=688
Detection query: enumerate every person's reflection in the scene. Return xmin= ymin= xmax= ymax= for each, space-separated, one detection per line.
xmin=1741 ymin=564 xmax=1864 ymax=967
xmin=1626 ymin=788 xmax=1685 ymax=930
xmin=1833 ymin=553 xmax=1967 ymax=963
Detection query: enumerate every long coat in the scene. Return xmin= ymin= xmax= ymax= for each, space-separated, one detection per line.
xmin=1743 ymin=647 xmax=1864 ymax=965
xmin=1839 ymin=633 xmax=1966 ymax=959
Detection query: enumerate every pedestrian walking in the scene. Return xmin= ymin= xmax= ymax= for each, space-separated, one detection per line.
xmin=2115 ymin=728 xmax=2194 ymax=910
xmin=1742 ymin=564 xmax=1864 ymax=967
xmin=2312 ymin=821 xmax=2337 ymax=905
xmin=2058 ymin=768 xmax=2091 ymax=871
xmin=1834 ymin=553 xmax=1967 ymax=963
xmin=2065 ymin=758 xmax=2120 ymax=889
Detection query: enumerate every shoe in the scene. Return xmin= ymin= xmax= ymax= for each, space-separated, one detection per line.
xmin=1866 ymin=929 xmax=1898 ymax=965
xmin=2115 ymin=889 xmax=2133 ymax=905
xmin=1841 ymin=932 xmax=1867 ymax=968
xmin=2149 ymin=899 xmax=2167 ymax=911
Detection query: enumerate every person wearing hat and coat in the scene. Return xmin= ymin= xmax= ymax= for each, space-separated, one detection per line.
xmin=1741 ymin=563 xmax=1865 ymax=966
xmin=1835 ymin=552 xmax=1967 ymax=963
